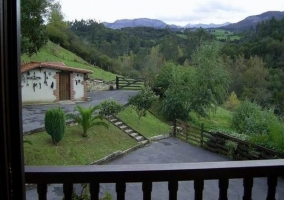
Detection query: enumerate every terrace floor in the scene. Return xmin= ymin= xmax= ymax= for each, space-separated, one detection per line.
xmin=25 ymin=137 xmax=284 ymax=200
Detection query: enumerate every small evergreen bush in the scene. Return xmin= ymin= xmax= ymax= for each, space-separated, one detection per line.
xmin=99 ymin=99 xmax=124 ymax=118
xmin=44 ymin=107 xmax=66 ymax=145
xmin=222 ymin=91 xmax=240 ymax=111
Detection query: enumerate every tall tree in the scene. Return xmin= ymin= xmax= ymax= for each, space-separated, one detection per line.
xmin=46 ymin=1 xmax=70 ymax=48
xmin=21 ymin=0 xmax=51 ymax=56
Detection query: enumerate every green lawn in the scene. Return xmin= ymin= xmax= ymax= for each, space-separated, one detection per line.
xmin=211 ymin=29 xmax=241 ymax=41
xmin=117 ymin=106 xmax=171 ymax=138
xmin=189 ymin=106 xmax=233 ymax=131
xmin=24 ymin=121 xmax=137 ymax=166
xmin=21 ymin=41 xmax=117 ymax=81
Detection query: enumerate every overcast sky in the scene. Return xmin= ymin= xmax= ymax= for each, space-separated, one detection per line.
xmin=59 ymin=0 xmax=284 ymax=26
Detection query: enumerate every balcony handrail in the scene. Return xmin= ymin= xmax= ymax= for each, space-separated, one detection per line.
xmin=25 ymin=159 xmax=284 ymax=184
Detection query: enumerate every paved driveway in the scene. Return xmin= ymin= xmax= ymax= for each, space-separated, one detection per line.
xmin=22 ymin=90 xmax=138 ymax=133
xmin=25 ymin=138 xmax=284 ymax=200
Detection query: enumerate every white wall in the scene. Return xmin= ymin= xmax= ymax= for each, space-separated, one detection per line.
xmin=21 ymin=68 xmax=59 ymax=103
xmin=73 ymin=72 xmax=85 ymax=100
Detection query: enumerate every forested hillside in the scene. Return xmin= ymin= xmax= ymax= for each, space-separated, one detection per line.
xmin=21 ymin=0 xmax=284 ymax=117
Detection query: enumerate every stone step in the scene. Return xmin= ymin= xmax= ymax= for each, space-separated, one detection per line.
xmin=130 ymin=132 xmax=138 ymax=137
xmin=135 ymin=136 xmax=144 ymax=141
xmin=139 ymin=140 xmax=149 ymax=145
xmin=114 ymin=121 xmax=123 ymax=126
xmin=125 ymin=129 xmax=133 ymax=134
xmin=119 ymin=125 xmax=127 ymax=129
xmin=110 ymin=118 xmax=117 ymax=122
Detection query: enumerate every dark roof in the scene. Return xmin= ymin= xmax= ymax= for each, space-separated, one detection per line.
xmin=21 ymin=62 xmax=93 ymax=74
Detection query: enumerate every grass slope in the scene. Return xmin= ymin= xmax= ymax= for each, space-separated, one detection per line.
xmin=189 ymin=107 xmax=233 ymax=131
xmin=21 ymin=41 xmax=116 ymax=81
xmin=117 ymin=106 xmax=171 ymax=138
xmin=24 ymin=121 xmax=136 ymax=166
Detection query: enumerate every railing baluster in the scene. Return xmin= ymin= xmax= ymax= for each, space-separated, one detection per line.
xmin=243 ymin=177 xmax=253 ymax=200
xmin=116 ymin=182 xmax=126 ymax=200
xmin=219 ymin=178 xmax=229 ymax=200
xmin=63 ymin=182 xmax=73 ymax=200
xmin=142 ymin=181 xmax=152 ymax=200
xmin=90 ymin=182 xmax=100 ymax=200
xmin=168 ymin=180 xmax=178 ymax=200
xmin=266 ymin=176 xmax=278 ymax=200
xmin=37 ymin=183 xmax=47 ymax=200
xmin=194 ymin=179 xmax=204 ymax=200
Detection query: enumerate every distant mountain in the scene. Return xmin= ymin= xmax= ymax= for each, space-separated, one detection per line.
xmin=103 ymin=18 xmax=168 ymax=29
xmin=221 ymin=11 xmax=284 ymax=31
xmin=185 ymin=22 xmax=230 ymax=28
xmin=103 ymin=18 xmax=229 ymax=30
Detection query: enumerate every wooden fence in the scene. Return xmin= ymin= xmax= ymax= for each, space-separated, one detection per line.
xmin=174 ymin=119 xmax=284 ymax=160
xmin=116 ymin=76 xmax=144 ymax=90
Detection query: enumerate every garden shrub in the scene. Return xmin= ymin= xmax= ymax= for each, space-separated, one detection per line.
xmin=44 ymin=107 xmax=66 ymax=145
xmin=99 ymin=99 xmax=124 ymax=118
xmin=232 ymin=101 xmax=270 ymax=135
xmin=225 ymin=140 xmax=238 ymax=159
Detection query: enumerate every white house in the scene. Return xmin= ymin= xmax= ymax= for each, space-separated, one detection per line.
xmin=21 ymin=62 xmax=92 ymax=104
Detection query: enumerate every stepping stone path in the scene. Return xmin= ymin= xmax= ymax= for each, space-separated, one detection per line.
xmin=106 ymin=116 xmax=149 ymax=144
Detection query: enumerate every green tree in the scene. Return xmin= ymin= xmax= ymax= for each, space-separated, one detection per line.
xmin=45 ymin=2 xmax=70 ymax=48
xmin=160 ymin=35 xmax=179 ymax=62
xmin=158 ymin=43 xmax=230 ymax=121
xmin=142 ymin=46 xmax=164 ymax=87
xmin=44 ymin=107 xmax=66 ymax=145
xmin=128 ymin=87 xmax=158 ymax=124
xmin=67 ymin=105 xmax=108 ymax=137
xmin=159 ymin=65 xmax=192 ymax=121
xmin=21 ymin=0 xmax=50 ymax=56
xmin=192 ymin=42 xmax=230 ymax=105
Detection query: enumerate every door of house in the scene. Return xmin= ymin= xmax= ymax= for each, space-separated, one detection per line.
xmin=59 ymin=73 xmax=70 ymax=100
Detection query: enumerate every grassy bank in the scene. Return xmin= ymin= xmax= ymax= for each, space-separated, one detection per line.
xmin=24 ymin=121 xmax=136 ymax=166
xmin=117 ymin=106 xmax=171 ymax=138
xmin=21 ymin=41 xmax=116 ymax=81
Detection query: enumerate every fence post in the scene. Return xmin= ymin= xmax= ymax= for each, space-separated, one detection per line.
xmin=173 ymin=119 xmax=177 ymax=137
xmin=116 ymin=76 xmax=119 ymax=90
xmin=200 ymin=123 xmax=204 ymax=148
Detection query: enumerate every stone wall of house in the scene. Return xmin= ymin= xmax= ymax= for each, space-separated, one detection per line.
xmin=86 ymin=79 xmax=116 ymax=91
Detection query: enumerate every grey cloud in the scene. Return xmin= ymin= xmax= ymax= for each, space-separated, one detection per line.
xmin=193 ymin=0 xmax=245 ymax=13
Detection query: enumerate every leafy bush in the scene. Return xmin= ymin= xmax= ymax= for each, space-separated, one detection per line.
xmin=44 ymin=107 xmax=66 ymax=145
xmin=225 ymin=140 xmax=238 ymax=159
xmin=232 ymin=101 xmax=271 ymax=135
xmin=99 ymin=99 xmax=124 ymax=118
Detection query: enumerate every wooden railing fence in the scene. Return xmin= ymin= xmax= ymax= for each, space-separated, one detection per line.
xmin=116 ymin=76 xmax=144 ymax=90
xmin=175 ymin=119 xmax=284 ymax=160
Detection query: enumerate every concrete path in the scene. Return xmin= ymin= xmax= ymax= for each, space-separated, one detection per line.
xmin=25 ymin=138 xmax=284 ymax=200
xmin=22 ymin=90 xmax=138 ymax=133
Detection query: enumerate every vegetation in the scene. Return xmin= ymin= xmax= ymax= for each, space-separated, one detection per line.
xmin=67 ymin=105 xmax=108 ymax=137
xmin=44 ymin=107 xmax=66 ymax=145
xmin=23 ymin=122 xmax=136 ymax=165
xmin=20 ymin=0 xmax=50 ymax=56
xmin=99 ymin=99 xmax=124 ymax=119
xmin=210 ymin=29 xmax=240 ymax=42
xmin=21 ymin=0 xmax=284 ymax=154
xmin=157 ymin=43 xmax=230 ymax=121
xmin=21 ymin=41 xmax=116 ymax=81
xmin=128 ymin=87 xmax=158 ymax=124
xmin=117 ymin=106 xmax=171 ymax=138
